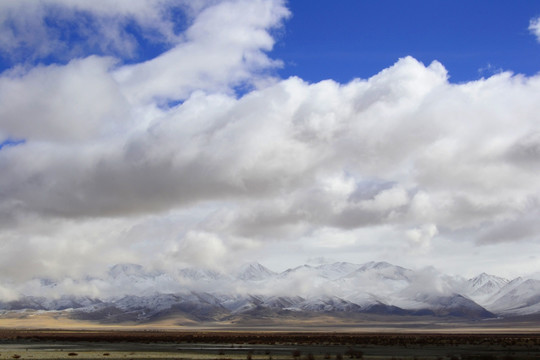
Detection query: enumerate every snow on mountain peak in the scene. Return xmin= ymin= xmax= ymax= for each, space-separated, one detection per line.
xmin=236 ymin=262 xmax=276 ymax=281
xmin=470 ymin=273 xmax=508 ymax=288
xmin=313 ymin=262 xmax=359 ymax=279
xmin=467 ymin=272 xmax=509 ymax=299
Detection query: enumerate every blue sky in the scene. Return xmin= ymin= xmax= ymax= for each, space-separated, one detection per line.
xmin=270 ymin=1 xmax=540 ymax=83
xmin=2 ymin=1 xmax=540 ymax=84
xmin=1 ymin=0 xmax=540 ymax=290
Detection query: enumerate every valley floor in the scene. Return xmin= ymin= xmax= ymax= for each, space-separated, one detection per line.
xmin=2 ymin=310 xmax=540 ymax=333
xmin=2 ymin=311 xmax=540 ymax=359
xmin=1 ymin=329 xmax=540 ymax=359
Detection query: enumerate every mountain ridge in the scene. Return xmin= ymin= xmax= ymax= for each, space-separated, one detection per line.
xmin=1 ymin=261 xmax=539 ymax=324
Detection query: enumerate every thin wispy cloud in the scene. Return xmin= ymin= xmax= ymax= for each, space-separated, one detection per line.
xmin=530 ymin=16 xmax=540 ymax=42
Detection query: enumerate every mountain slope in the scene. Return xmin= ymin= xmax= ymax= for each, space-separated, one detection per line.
xmin=487 ymin=279 xmax=540 ymax=315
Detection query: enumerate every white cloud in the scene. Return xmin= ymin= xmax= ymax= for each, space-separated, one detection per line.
xmin=406 ymin=224 xmax=438 ymax=250
xmin=2 ymin=56 xmax=540 ymax=278
xmin=530 ymin=17 xmax=540 ymax=42
xmin=167 ymin=230 xmax=229 ymax=270
xmin=115 ymin=0 xmax=289 ymax=104
xmin=360 ymin=186 xmax=409 ymax=212
xmin=0 ymin=56 xmax=129 ymax=141
xmin=0 ymin=0 xmax=190 ymax=61
xmin=0 ymin=1 xmax=540 ymax=284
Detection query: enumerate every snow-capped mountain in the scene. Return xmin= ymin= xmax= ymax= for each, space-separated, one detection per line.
xmin=337 ymin=261 xmax=414 ymax=307
xmin=355 ymin=261 xmax=413 ymax=280
xmin=178 ymin=268 xmax=227 ymax=281
xmin=312 ymin=262 xmax=360 ymax=280
xmin=297 ymin=295 xmax=362 ymax=312
xmin=486 ymin=278 xmax=540 ymax=315
xmin=1 ymin=261 xmax=539 ymax=323
xmin=236 ymin=263 xmax=276 ymax=281
xmin=467 ymin=273 xmax=509 ymax=300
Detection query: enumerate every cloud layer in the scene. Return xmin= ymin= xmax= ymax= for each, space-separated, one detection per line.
xmin=1 ymin=0 xmax=540 ymax=283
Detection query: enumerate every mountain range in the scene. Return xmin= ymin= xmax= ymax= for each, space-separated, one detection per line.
xmin=1 ymin=261 xmax=539 ymax=324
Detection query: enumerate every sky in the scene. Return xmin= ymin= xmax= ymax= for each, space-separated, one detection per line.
xmin=1 ymin=0 xmax=540 ymax=290
xmin=271 ymin=1 xmax=540 ymax=83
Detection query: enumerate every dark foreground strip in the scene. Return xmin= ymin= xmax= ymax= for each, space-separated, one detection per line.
xmin=1 ymin=330 xmax=540 ymax=347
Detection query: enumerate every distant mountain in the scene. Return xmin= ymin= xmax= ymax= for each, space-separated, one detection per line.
xmin=0 ymin=295 xmax=102 ymax=312
xmin=356 ymin=261 xmax=413 ymax=279
xmin=312 ymin=262 xmax=360 ymax=280
xmin=467 ymin=273 xmax=509 ymax=300
xmin=279 ymin=264 xmax=316 ymax=278
xmin=297 ymin=295 xmax=362 ymax=313
xmin=236 ymin=263 xmax=276 ymax=281
xmin=338 ymin=261 xmax=414 ymax=305
xmin=487 ymin=278 xmax=540 ymax=315
xmin=419 ymin=294 xmax=495 ymax=319
xmin=178 ymin=268 xmax=226 ymax=281
xmin=1 ymin=261 xmax=538 ymax=324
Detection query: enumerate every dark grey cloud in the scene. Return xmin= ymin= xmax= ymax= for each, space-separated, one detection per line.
xmin=506 ymin=132 xmax=540 ymax=167
xmin=477 ymin=210 xmax=540 ymax=245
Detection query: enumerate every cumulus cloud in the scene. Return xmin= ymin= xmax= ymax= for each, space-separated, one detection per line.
xmin=0 ymin=56 xmax=128 ymax=141
xmin=398 ymin=266 xmax=465 ymax=300
xmin=115 ymin=0 xmax=290 ymax=104
xmin=406 ymin=224 xmax=438 ymax=250
xmin=0 ymin=0 xmax=540 ymax=285
xmin=167 ymin=231 xmax=228 ymax=270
